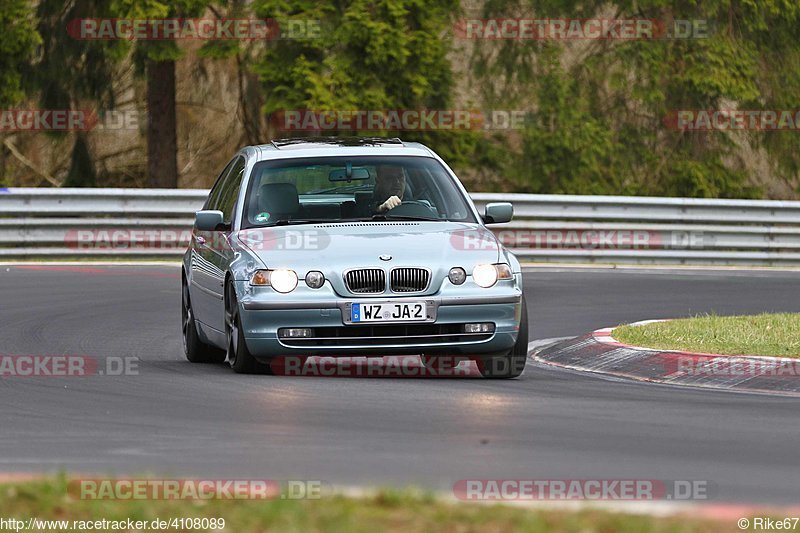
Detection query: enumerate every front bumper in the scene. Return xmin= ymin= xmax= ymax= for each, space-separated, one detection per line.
xmin=236 ymin=280 xmax=523 ymax=359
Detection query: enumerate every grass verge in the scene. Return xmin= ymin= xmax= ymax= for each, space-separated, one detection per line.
xmin=0 ymin=476 xmax=732 ymax=532
xmin=613 ymin=313 xmax=800 ymax=358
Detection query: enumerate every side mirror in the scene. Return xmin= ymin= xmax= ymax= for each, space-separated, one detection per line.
xmin=195 ymin=210 xmax=225 ymax=231
xmin=483 ymin=202 xmax=513 ymax=224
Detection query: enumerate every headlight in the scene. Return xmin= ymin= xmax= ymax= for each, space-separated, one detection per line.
xmin=250 ymin=269 xmax=298 ymax=293
xmin=472 ymin=264 xmax=497 ymax=287
xmin=270 ymin=269 xmax=298 ymax=293
xmin=448 ymin=267 xmax=466 ymax=285
xmin=305 ymin=270 xmax=325 ymax=289
xmin=473 ymin=263 xmax=513 ymax=288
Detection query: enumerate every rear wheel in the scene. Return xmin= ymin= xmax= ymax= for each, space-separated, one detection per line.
xmin=182 ymin=278 xmax=225 ymax=364
xmin=226 ymin=281 xmax=272 ymax=374
xmin=478 ymin=297 xmax=529 ymax=379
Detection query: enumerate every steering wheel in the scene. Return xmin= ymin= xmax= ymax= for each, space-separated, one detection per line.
xmin=386 ymin=200 xmax=438 ymax=218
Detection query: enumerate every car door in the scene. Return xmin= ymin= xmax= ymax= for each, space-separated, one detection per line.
xmin=191 ymin=157 xmax=238 ymax=330
xmin=192 ymin=156 xmax=246 ymax=332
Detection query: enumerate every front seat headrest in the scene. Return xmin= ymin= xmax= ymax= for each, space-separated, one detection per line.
xmin=257 ymin=182 xmax=300 ymax=219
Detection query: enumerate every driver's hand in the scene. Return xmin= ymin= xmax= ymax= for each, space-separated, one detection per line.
xmin=378 ymin=195 xmax=401 ymax=212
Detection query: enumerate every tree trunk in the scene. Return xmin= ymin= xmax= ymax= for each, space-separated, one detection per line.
xmin=64 ymin=132 xmax=96 ymax=187
xmin=146 ymin=60 xmax=178 ymax=188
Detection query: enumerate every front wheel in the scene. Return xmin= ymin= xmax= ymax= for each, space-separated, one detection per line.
xmin=183 ymin=278 xmax=226 ymax=364
xmin=478 ymin=297 xmax=529 ymax=379
xmin=226 ymin=282 xmax=272 ymax=375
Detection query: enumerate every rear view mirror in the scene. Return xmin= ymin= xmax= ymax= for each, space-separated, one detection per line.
xmin=195 ymin=210 xmax=225 ymax=231
xmin=483 ymin=202 xmax=513 ymax=224
xmin=329 ymin=162 xmax=371 ymax=182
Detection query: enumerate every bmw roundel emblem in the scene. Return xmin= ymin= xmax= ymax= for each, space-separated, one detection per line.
xmin=379 ymin=254 xmax=392 ymax=261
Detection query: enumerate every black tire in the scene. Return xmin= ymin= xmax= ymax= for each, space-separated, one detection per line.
xmin=182 ymin=278 xmax=226 ymax=364
xmin=226 ymin=281 xmax=272 ymax=375
xmin=478 ymin=297 xmax=529 ymax=379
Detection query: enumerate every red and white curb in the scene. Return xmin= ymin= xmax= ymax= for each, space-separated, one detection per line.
xmin=533 ymin=321 xmax=800 ymax=396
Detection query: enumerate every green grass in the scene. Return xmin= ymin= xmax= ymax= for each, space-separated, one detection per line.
xmin=613 ymin=313 xmax=800 ymax=358
xmin=0 ymin=476 xmax=731 ymax=533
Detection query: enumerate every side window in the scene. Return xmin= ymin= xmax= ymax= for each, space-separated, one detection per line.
xmin=205 ymin=158 xmax=236 ymax=210
xmin=218 ymin=157 xmax=246 ymax=224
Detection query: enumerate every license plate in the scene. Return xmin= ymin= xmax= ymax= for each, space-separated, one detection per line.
xmin=351 ymin=302 xmax=427 ymax=323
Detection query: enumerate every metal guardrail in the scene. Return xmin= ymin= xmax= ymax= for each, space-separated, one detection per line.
xmin=2 ymin=187 xmax=800 ymax=265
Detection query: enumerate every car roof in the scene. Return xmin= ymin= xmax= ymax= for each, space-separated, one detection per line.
xmin=244 ymin=137 xmax=435 ymax=161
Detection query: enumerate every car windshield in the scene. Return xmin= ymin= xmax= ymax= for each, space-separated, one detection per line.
xmin=241 ymin=156 xmax=476 ymax=227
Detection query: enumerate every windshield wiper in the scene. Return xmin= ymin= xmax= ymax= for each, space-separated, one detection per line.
xmin=271 ymin=218 xmax=333 ymax=226
xmin=371 ymin=214 xmax=440 ymax=222
xmin=259 ymin=215 xmax=440 ymax=227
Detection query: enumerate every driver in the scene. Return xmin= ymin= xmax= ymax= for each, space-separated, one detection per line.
xmin=372 ymin=165 xmax=405 ymax=213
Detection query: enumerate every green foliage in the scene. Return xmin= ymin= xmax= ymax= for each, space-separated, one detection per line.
xmin=0 ymin=0 xmax=41 ymax=105
xmin=474 ymin=0 xmax=800 ymax=197
xmin=31 ymin=0 xmax=126 ymax=112
xmin=4 ymin=0 xmax=800 ymax=197
xmin=112 ymin=0 xmax=210 ymax=67
xmin=23 ymin=0 xmax=130 ymax=187
xmin=250 ymin=0 xmax=487 ymax=169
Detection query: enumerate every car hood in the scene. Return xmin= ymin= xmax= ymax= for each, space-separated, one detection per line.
xmin=237 ymin=221 xmax=501 ymax=295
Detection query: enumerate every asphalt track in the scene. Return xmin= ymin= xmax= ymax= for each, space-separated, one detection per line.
xmin=1 ymin=264 xmax=799 ymax=505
